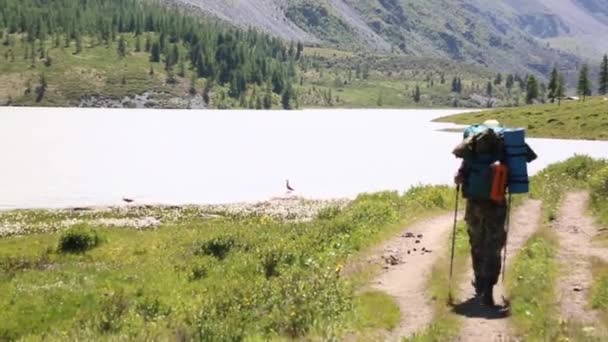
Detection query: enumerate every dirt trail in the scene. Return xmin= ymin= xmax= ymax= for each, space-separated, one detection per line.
xmin=554 ymin=192 xmax=608 ymax=325
xmin=455 ymin=199 xmax=542 ymax=342
xmin=369 ymin=213 xmax=458 ymax=341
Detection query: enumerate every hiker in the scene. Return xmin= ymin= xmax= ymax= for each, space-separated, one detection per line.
xmin=452 ymin=120 xmax=537 ymax=306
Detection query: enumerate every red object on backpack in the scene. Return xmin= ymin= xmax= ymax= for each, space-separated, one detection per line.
xmin=490 ymin=164 xmax=508 ymax=203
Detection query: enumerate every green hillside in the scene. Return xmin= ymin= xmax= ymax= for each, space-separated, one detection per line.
xmin=435 ymin=97 xmax=608 ymax=140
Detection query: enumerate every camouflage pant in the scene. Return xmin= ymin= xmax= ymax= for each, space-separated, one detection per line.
xmin=465 ymin=198 xmax=507 ymax=286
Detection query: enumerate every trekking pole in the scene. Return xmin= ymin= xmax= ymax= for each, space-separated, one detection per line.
xmin=501 ymin=191 xmax=513 ymax=283
xmin=448 ymin=184 xmax=461 ymax=304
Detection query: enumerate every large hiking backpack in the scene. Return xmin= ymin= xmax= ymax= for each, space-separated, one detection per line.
xmin=461 ymin=124 xmax=530 ymax=200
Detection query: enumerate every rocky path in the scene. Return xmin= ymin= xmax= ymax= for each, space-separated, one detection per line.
xmin=454 ymin=199 xmax=542 ymax=342
xmin=369 ymin=213 xmax=458 ymax=341
xmin=554 ymin=192 xmax=608 ymax=326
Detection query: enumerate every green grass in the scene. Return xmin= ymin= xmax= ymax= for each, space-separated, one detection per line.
xmin=590 ymin=165 xmax=608 ymax=228
xmin=435 ymin=97 xmax=608 ymax=140
xmin=0 ymin=185 xmax=457 ymax=341
xmin=506 ymin=156 xmax=608 ymax=340
xmin=507 ymin=230 xmax=559 ymax=340
xmin=353 ymin=291 xmax=401 ymax=331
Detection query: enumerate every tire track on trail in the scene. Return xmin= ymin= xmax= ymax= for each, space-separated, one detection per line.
xmin=554 ymin=192 xmax=608 ymax=326
xmin=455 ymin=199 xmax=542 ymax=342
xmin=369 ymin=213 xmax=458 ymax=341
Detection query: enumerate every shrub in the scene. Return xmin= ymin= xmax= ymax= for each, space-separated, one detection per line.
xmin=136 ymin=297 xmax=171 ymax=322
xmin=195 ymin=236 xmax=236 ymax=259
xmin=590 ymin=166 xmax=608 ymax=200
xmin=97 ymin=289 xmax=130 ymax=333
xmin=316 ymin=205 xmax=343 ymax=220
xmin=58 ymin=225 xmax=102 ymax=253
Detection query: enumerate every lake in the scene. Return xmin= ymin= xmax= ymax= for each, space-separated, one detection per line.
xmin=1 ymin=107 xmax=607 ymax=210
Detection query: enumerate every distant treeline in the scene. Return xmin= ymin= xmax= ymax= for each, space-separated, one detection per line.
xmin=0 ymin=0 xmax=303 ymax=105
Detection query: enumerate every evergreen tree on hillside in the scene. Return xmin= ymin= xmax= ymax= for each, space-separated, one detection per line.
xmin=451 ymin=77 xmax=461 ymax=93
xmin=599 ymin=54 xmax=608 ymax=95
xmin=413 ymin=85 xmax=421 ymax=103
xmin=263 ymin=87 xmax=272 ymax=109
xmin=35 ymin=73 xmax=47 ymax=102
xmin=135 ymin=35 xmax=142 ymax=53
xmin=1 ymin=0 xmax=297 ymax=107
xmin=506 ymin=74 xmax=514 ymax=93
xmin=150 ymin=42 xmax=161 ymax=62
xmin=281 ymin=84 xmax=293 ymax=109
xmin=486 ymin=81 xmax=493 ymax=98
xmin=296 ymin=41 xmax=304 ymax=60
xmin=526 ymin=75 xmax=539 ymax=104
xmin=577 ymin=64 xmax=591 ymax=101
xmin=547 ymin=67 xmax=559 ymax=102
xmin=557 ymin=74 xmax=566 ymax=106
xmin=189 ymin=74 xmax=197 ymax=96
xmin=494 ymin=73 xmax=502 ymax=85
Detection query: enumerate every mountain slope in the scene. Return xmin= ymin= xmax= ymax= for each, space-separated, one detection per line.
xmin=176 ymin=0 xmax=608 ymax=75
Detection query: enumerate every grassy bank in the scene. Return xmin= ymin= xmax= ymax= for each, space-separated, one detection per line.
xmin=435 ymin=97 xmax=608 ymax=140
xmin=507 ymin=156 xmax=608 ymax=340
xmin=0 ymin=186 xmax=456 ymax=341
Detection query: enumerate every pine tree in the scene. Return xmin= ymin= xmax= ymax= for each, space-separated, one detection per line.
xmin=296 ymin=41 xmax=304 ymax=60
xmin=547 ymin=67 xmax=559 ymax=102
xmin=451 ymin=77 xmax=459 ymax=93
xmin=526 ymin=75 xmax=539 ymax=104
xmin=256 ymin=96 xmax=263 ymax=110
xmin=263 ymin=88 xmax=272 ymax=109
xmin=557 ymin=74 xmax=566 ymax=106
xmin=486 ymin=81 xmax=493 ymax=97
xmin=577 ymin=64 xmax=591 ymax=101
xmin=135 ymin=35 xmax=142 ymax=52
xmin=150 ymin=42 xmax=161 ymax=62
xmin=599 ymin=54 xmax=608 ymax=95
xmin=35 ymin=73 xmax=47 ymax=102
xmin=506 ymin=74 xmax=514 ymax=93
xmin=178 ymin=58 xmax=186 ymax=78
xmin=281 ymin=84 xmax=293 ymax=109
xmin=494 ymin=73 xmax=502 ymax=85
xmin=413 ymin=85 xmax=421 ymax=103
xmin=189 ymin=74 xmax=197 ymax=95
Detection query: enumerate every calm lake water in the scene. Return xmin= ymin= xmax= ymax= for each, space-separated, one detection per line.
xmin=1 ymin=107 xmax=607 ymax=209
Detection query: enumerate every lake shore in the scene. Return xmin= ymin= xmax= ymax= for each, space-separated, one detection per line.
xmin=0 ymin=196 xmax=351 ymax=238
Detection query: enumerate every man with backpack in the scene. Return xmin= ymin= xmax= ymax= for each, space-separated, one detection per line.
xmin=453 ymin=120 xmax=537 ymax=306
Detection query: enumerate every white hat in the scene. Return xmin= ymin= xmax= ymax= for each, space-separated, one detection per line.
xmin=483 ymin=119 xmax=502 ymax=128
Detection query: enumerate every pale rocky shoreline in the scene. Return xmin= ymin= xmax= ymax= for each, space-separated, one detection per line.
xmin=0 ymin=196 xmax=351 ymax=238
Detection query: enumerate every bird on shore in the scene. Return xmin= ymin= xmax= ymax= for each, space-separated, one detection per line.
xmin=286 ymin=180 xmax=295 ymax=193
xmin=122 ymin=197 xmax=134 ymax=204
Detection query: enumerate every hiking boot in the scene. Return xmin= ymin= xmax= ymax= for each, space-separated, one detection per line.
xmin=471 ymin=279 xmax=483 ymax=297
xmin=482 ymin=284 xmax=495 ymax=307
